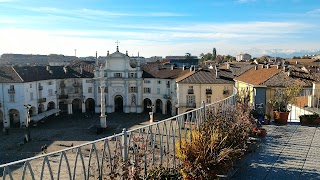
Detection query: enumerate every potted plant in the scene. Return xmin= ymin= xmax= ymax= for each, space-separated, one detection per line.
xmin=264 ymin=114 xmax=271 ymax=124
xmin=268 ymin=85 xmax=302 ymax=125
xmin=299 ymin=114 xmax=320 ymax=125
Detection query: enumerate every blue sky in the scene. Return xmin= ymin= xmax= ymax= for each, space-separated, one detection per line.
xmin=0 ymin=0 xmax=319 ymax=57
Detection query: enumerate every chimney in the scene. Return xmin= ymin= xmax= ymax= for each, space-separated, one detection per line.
xmin=63 ymin=66 xmax=68 ymax=74
xmin=226 ymin=63 xmax=230 ymax=69
xmin=182 ymin=65 xmax=186 ymax=70
xmin=266 ymin=64 xmax=269 ymax=69
xmin=171 ymin=65 xmax=174 ymax=70
xmin=215 ymin=65 xmax=219 ymax=78
xmin=287 ymin=70 xmax=291 ymax=76
xmin=255 ymin=65 xmax=258 ymax=70
xmin=283 ymin=66 xmax=286 ymax=71
xmin=261 ymin=64 xmax=264 ymax=69
xmin=126 ymin=50 xmax=128 ymax=56
xmin=80 ymin=66 xmax=83 ymax=74
xmin=96 ymin=51 xmax=98 ymax=66
xmin=46 ymin=65 xmax=50 ymax=71
xmin=190 ymin=65 xmax=193 ymax=72
xmin=107 ymin=51 xmax=109 ymax=56
xmin=277 ymin=65 xmax=280 ymax=69
xmin=296 ymin=61 xmax=298 ymax=64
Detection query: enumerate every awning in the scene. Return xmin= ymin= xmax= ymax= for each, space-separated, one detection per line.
xmin=30 ymin=109 xmax=61 ymax=122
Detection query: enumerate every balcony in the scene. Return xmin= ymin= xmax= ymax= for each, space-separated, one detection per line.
xmin=163 ymin=94 xmax=171 ymax=99
xmin=178 ymin=103 xmax=196 ymax=108
xmin=188 ymin=89 xmax=194 ymax=94
xmin=59 ymin=95 xmax=68 ymax=99
xmin=8 ymin=89 xmax=15 ymax=93
xmin=38 ymin=98 xmax=46 ymax=103
xmin=38 ymin=86 xmax=43 ymax=90
xmin=206 ymin=89 xmax=212 ymax=94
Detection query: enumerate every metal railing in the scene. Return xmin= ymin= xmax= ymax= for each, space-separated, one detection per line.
xmin=0 ymin=88 xmax=237 ymax=179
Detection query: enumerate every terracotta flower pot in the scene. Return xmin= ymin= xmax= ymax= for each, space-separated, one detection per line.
xmin=274 ymin=111 xmax=289 ymax=125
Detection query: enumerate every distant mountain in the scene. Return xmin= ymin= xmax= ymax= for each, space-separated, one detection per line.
xmin=241 ymin=49 xmax=320 ymax=58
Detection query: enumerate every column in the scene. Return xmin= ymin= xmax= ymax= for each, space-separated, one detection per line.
xmin=68 ymin=103 xmax=72 ymax=114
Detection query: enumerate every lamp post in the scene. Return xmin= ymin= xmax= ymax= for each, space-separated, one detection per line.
xmin=24 ymin=104 xmax=32 ymax=142
xmin=147 ymin=104 xmax=154 ymax=123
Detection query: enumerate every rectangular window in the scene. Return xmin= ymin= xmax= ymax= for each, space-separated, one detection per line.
xmin=48 ymin=89 xmax=53 ymax=96
xmin=188 ymin=86 xmax=194 ymax=94
xmin=86 ymin=80 xmax=93 ymax=83
xmin=30 ymin=84 xmax=32 ymax=88
xmin=144 ymin=80 xmax=151 ymax=83
xmin=75 ymin=88 xmax=79 ymax=93
xmin=166 ymin=81 xmax=170 ymax=88
xmin=9 ymin=94 xmax=15 ymax=102
xmin=129 ymin=86 xmax=137 ymax=93
xmin=10 ymin=85 xmax=14 ymax=90
xmin=144 ymin=87 xmax=151 ymax=93
xmin=48 ymin=81 xmax=52 ymax=85
xmin=129 ymin=73 xmax=137 ymax=78
xmin=158 ymin=80 xmax=161 ymax=84
xmin=114 ymin=73 xmax=122 ymax=78
xmin=157 ymin=88 xmax=160 ymax=94
xmin=186 ymin=95 xmax=195 ymax=104
xmin=206 ymin=96 xmax=211 ymax=103
xmin=30 ymin=92 xmax=33 ymax=100
xmin=88 ymin=87 xmax=92 ymax=93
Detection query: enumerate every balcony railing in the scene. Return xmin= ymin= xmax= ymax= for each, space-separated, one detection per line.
xmin=206 ymin=89 xmax=212 ymax=94
xmin=58 ymin=94 xmax=68 ymax=99
xmin=73 ymin=83 xmax=80 ymax=87
xmin=38 ymin=86 xmax=43 ymax=90
xmin=0 ymin=88 xmax=238 ymax=180
xmin=223 ymin=90 xmax=229 ymax=95
xmin=177 ymin=103 xmax=196 ymax=108
xmin=37 ymin=98 xmax=46 ymax=103
xmin=8 ymin=89 xmax=15 ymax=93
xmin=163 ymin=94 xmax=171 ymax=99
xmin=188 ymin=89 xmax=194 ymax=94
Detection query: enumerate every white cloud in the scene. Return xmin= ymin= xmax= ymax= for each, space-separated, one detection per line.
xmin=307 ymin=9 xmax=320 ymax=14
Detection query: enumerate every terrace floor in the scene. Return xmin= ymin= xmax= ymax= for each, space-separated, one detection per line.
xmin=232 ymin=123 xmax=320 ymax=180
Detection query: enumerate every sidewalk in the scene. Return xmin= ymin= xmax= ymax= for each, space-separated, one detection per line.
xmin=232 ymin=123 xmax=320 ymax=180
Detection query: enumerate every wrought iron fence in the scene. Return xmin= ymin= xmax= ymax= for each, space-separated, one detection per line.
xmin=0 ymin=88 xmax=237 ymax=180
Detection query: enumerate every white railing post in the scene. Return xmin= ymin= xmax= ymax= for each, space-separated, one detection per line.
xmin=122 ymin=128 xmax=128 ymax=162
xmin=202 ymin=101 xmax=206 ymax=122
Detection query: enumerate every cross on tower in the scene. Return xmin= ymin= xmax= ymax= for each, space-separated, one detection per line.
xmin=115 ymin=40 xmax=120 ymax=52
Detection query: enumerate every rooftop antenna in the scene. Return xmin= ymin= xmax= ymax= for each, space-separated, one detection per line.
xmin=74 ymin=49 xmax=77 ymax=57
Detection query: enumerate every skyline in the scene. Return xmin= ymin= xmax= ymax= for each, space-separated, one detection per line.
xmin=0 ymin=0 xmax=319 ymax=58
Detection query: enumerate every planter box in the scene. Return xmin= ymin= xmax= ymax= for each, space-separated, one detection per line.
xmin=300 ymin=117 xmax=320 ymax=125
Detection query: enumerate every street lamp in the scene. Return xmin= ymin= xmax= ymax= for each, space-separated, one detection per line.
xmin=24 ymin=104 xmax=32 ymax=142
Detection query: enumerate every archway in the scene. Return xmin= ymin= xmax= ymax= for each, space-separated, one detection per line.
xmin=114 ymin=95 xmax=123 ymax=112
xmin=85 ymin=98 xmax=95 ymax=113
xmin=30 ymin=106 xmax=36 ymax=116
xmin=72 ymin=99 xmax=82 ymax=114
xmin=59 ymin=100 xmax=68 ymax=114
xmin=47 ymin=101 xmax=55 ymax=110
xmin=38 ymin=104 xmax=45 ymax=113
xmin=9 ymin=109 xmax=20 ymax=127
xmin=0 ymin=110 xmax=3 ymax=128
xmin=156 ymin=99 xmax=163 ymax=113
xmin=143 ymin=98 xmax=152 ymax=112
xmin=166 ymin=100 xmax=172 ymax=115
